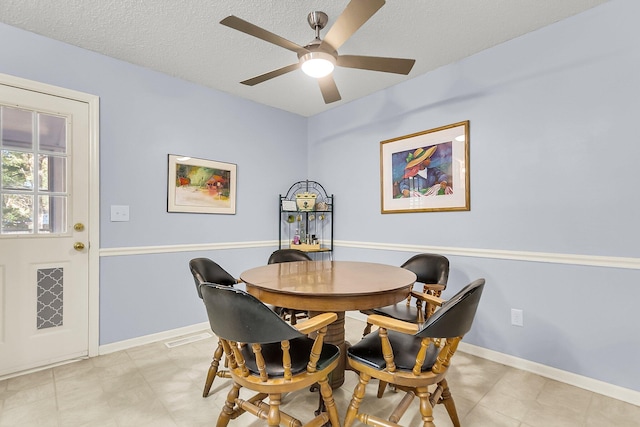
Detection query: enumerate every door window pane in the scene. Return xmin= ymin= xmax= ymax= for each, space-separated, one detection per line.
xmin=1 ymin=150 xmax=34 ymax=190
xmin=38 ymin=195 xmax=67 ymax=233
xmin=2 ymin=194 xmax=33 ymax=234
xmin=38 ymin=155 xmax=66 ymax=192
xmin=1 ymin=107 xmax=33 ymax=150
xmin=39 ymin=114 xmax=66 ymax=153
xmin=1 ymin=106 xmax=69 ymax=236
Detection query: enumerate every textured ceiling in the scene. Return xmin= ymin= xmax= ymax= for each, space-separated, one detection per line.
xmin=0 ymin=0 xmax=609 ymax=117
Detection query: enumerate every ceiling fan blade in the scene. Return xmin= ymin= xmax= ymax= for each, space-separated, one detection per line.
xmin=240 ymin=63 xmax=300 ymax=86
xmin=318 ymin=75 xmax=342 ymax=104
xmin=337 ymin=55 xmax=415 ymax=75
xmin=320 ymin=0 xmax=385 ymax=51
xmin=221 ymin=16 xmax=308 ymax=54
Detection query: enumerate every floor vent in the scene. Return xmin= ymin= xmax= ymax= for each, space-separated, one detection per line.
xmin=164 ymin=332 xmax=212 ymax=348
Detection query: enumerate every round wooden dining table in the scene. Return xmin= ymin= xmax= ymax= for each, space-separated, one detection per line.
xmin=240 ymin=260 xmax=416 ymax=388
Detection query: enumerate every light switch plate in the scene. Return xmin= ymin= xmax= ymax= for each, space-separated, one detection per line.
xmin=110 ymin=205 xmax=130 ymax=222
xmin=511 ymin=308 xmax=524 ymax=327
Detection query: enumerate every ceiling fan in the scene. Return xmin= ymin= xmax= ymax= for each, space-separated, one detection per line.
xmin=220 ymin=0 xmax=415 ymax=104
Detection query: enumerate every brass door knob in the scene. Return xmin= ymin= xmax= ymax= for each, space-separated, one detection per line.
xmin=73 ymin=242 xmax=85 ymax=251
xmin=74 ymin=223 xmax=85 ymax=232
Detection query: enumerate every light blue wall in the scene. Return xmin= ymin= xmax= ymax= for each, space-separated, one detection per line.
xmin=0 ymin=23 xmax=308 ymax=343
xmin=309 ymin=0 xmax=640 ymax=392
xmin=2 ymin=0 xmax=639 ymax=393
xmin=309 ymin=0 xmax=639 ymax=257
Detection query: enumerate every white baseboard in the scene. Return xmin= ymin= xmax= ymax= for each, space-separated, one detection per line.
xmin=98 ymin=322 xmax=211 ymax=355
xmin=346 ymin=310 xmax=368 ymax=322
xmin=345 ymin=312 xmax=640 ymax=407
xmin=458 ymin=342 xmax=640 ymax=407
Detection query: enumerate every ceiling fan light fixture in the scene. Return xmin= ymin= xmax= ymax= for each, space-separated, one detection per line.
xmin=300 ymin=51 xmax=336 ymax=78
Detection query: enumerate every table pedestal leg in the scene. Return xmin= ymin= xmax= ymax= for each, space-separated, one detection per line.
xmin=309 ymin=310 xmax=346 ymax=389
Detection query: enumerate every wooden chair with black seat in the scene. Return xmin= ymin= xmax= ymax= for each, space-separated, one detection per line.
xmin=362 ymin=253 xmax=450 ymax=337
xmin=267 ymin=248 xmax=313 ymax=325
xmin=188 ymin=257 xmax=240 ymax=398
xmin=200 ymin=283 xmax=342 ymax=427
xmin=344 ymin=278 xmax=485 ymax=427
xmin=367 ymin=254 xmax=450 ymax=398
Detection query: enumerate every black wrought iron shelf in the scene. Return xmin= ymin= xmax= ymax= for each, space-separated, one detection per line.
xmin=278 ymin=180 xmax=333 ymax=254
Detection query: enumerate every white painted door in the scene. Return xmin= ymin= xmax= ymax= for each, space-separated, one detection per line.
xmin=0 ymin=82 xmax=90 ymax=376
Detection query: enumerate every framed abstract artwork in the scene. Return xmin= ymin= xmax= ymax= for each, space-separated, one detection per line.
xmin=380 ymin=121 xmax=469 ymax=213
xmin=167 ymin=154 xmax=237 ymax=214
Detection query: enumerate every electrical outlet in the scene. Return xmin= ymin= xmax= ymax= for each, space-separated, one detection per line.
xmin=511 ymin=309 xmax=524 ymax=327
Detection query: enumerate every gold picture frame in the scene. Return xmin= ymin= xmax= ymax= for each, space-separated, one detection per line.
xmin=167 ymin=154 xmax=237 ymax=214
xmin=380 ymin=121 xmax=469 ymax=213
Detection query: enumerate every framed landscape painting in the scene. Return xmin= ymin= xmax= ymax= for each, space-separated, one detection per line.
xmin=380 ymin=121 xmax=469 ymax=214
xmin=167 ymin=154 xmax=237 ymax=214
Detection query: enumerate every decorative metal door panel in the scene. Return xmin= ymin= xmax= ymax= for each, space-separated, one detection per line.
xmin=37 ymin=267 xmax=64 ymax=329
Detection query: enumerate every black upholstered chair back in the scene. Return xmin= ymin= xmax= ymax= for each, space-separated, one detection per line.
xmin=401 ymin=253 xmax=449 ymax=288
xmin=189 ymin=258 xmax=236 ymax=299
xmin=416 ymin=278 xmax=485 ymax=339
xmin=200 ymin=283 xmax=303 ymax=344
xmin=267 ymin=249 xmax=312 ymax=264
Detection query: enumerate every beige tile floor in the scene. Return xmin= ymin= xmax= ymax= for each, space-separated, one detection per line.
xmin=1 ymin=316 xmax=639 ymax=426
